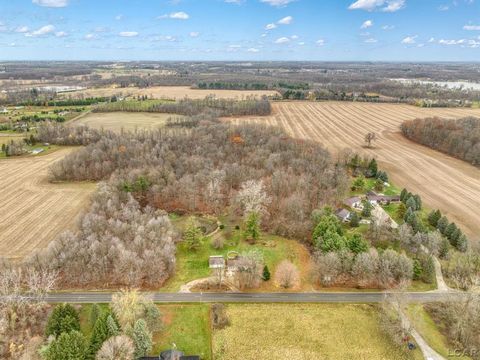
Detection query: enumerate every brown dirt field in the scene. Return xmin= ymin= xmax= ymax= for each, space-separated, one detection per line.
xmin=74 ymin=112 xmax=179 ymax=132
xmin=0 ymin=148 xmax=95 ymax=259
xmin=62 ymin=85 xmax=279 ymax=100
xmin=228 ymin=101 xmax=480 ymax=242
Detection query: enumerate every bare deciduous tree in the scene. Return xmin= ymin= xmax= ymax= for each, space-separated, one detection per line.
xmin=274 ymin=260 xmax=300 ymax=289
xmin=96 ymin=335 xmax=135 ymax=360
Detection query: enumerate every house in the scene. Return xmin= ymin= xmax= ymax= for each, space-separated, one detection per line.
xmin=343 ymin=196 xmax=362 ymax=209
xmin=0 ymin=108 xmax=8 ymax=114
xmin=335 ymin=209 xmax=351 ymax=223
xmin=31 ymin=148 xmax=45 ymax=155
xmin=366 ymin=191 xmax=400 ymax=205
xmin=209 ymin=255 xmax=225 ymax=269
xmin=156 ymin=350 xmax=200 ymax=360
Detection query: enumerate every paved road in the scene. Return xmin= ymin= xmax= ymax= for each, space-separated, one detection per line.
xmin=43 ymin=291 xmax=467 ymax=304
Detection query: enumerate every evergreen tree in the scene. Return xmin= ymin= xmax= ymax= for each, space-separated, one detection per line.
xmin=445 ymin=222 xmax=458 ymax=241
xmin=89 ymin=313 xmax=120 ymax=359
xmin=406 ymin=197 xmax=417 ymax=211
xmin=46 ymin=304 xmax=80 ymax=338
xmin=412 ymin=259 xmax=423 ymax=280
xmin=376 ymin=171 xmax=389 ymax=183
xmin=90 ymin=304 xmax=101 ymax=331
xmin=128 ymin=319 xmax=152 ymax=359
xmin=427 ymin=210 xmax=441 ymax=227
xmin=183 ymin=216 xmax=202 ymax=250
xmin=366 ymin=158 xmax=378 ymax=178
xmin=350 ymin=211 xmax=360 ymax=228
xmin=413 ymin=194 xmax=422 ymax=210
xmin=436 ymin=216 xmax=449 ymax=234
xmin=396 ymin=202 xmax=407 ymax=220
xmin=450 ymin=228 xmax=462 ymax=247
xmin=362 ymin=201 xmax=373 ymax=217
xmin=244 ymin=211 xmax=261 ymax=243
xmin=456 ymin=234 xmax=468 ymax=252
xmin=400 ymin=188 xmax=408 ymax=202
xmin=44 ymin=330 xmax=87 ymax=360
xmin=347 ymin=234 xmax=369 ymax=254
xmin=262 ymin=265 xmax=271 ymax=281
xmin=374 ymin=178 xmax=384 ymax=192
xmin=439 ymin=237 xmax=450 ymax=259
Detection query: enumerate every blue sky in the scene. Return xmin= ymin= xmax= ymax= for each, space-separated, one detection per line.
xmin=0 ymin=0 xmax=479 ymax=61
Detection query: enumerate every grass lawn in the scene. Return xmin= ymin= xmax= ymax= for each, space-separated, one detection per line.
xmin=152 ymin=304 xmax=212 ymax=360
xmin=406 ymin=304 xmax=471 ymax=360
xmin=213 ymin=303 xmax=423 ymax=360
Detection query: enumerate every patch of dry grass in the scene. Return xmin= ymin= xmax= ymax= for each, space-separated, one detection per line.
xmin=213 ymin=303 xmax=422 ymax=360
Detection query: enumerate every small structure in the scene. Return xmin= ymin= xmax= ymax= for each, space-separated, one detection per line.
xmin=343 ymin=196 xmax=362 ymax=209
xmin=366 ymin=191 xmax=400 ymax=205
xmin=335 ymin=209 xmax=351 ymax=223
xmin=156 ymin=350 xmax=200 ymax=360
xmin=209 ymin=255 xmax=225 ymax=269
xmin=31 ymin=148 xmax=45 ymax=155
xmin=0 ymin=108 xmax=8 ymax=114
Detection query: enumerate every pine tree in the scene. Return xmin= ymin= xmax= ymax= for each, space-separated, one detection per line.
xmin=87 ymin=312 xmax=120 ymax=359
xmin=44 ymin=330 xmax=87 ymax=360
xmin=400 ymin=188 xmax=408 ymax=202
xmin=427 ymin=210 xmax=441 ymax=227
xmin=437 ymin=216 xmax=449 ymax=234
xmin=128 ymin=319 xmax=152 ymax=359
xmin=262 ymin=265 xmax=271 ymax=281
xmin=350 ymin=211 xmax=360 ymax=227
xmin=347 ymin=234 xmax=369 ymax=254
xmin=90 ymin=304 xmax=101 ymax=331
xmin=362 ymin=201 xmax=373 ymax=217
xmin=366 ymin=158 xmax=378 ymax=178
xmin=439 ymin=237 xmax=450 ymax=259
xmin=183 ymin=216 xmax=202 ymax=250
xmin=413 ymin=194 xmax=422 ymax=210
xmin=396 ymin=202 xmax=407 ymax=219
xmin=244 ymin=211 xmax=261 ymax=243
xmin=456 ymin=234 xmax=468 ymax=252
xmin=46 ymin=304 xmax=80 ymax=337
xmin=406 ymin=197 xmax=417 ymax=211
xmin=445 ymin=222 xmax=458 ymax=242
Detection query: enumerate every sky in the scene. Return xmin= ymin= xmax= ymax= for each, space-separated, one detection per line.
xmin=0 ymin=0 xmax=480 ymax=61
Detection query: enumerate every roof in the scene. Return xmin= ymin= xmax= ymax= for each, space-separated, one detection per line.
xmin=180 ymin=357 xmax=200 ymax=360
xmin=335 ymin=209 xmax=351 ymax=220
xmin=343 ymin=196 xmax=361 ymax=207
xmin=160 ymin=350 xmax=185 ymax=360
xmin=209 ymin=256 xmax=225 ymax=268
xmin=367 ymin=194 xmax=400 ymax=202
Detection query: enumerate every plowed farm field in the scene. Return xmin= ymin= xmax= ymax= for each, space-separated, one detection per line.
xmin=0 ymin=149 xmax=95 ymax=259
xmin=228 ymin=101 xmax=480 ymax=242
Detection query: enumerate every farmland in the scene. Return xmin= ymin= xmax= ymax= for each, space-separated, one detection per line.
xmin=0 ymin=148 xmax=95 ymax=259
xmin=213 ymin=303 xmax=422 ymax=360
xmin=228 ymin=101 xmax=480 ymax=242
xmin=74 ymin=111 xmax=180 ymax=132
xmin=62 ymin=85 xmax=279 ymax=100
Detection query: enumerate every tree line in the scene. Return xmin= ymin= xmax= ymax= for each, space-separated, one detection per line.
xmin=401 ymin=116 xmax=480 ymax=166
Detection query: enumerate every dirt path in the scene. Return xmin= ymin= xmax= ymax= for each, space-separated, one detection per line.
xmin=227 ymin=101 xmax=480 ymax=243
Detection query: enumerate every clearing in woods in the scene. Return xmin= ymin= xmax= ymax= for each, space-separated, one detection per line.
xmin=0 ymin=148 xmax=95 ymax=259
xmin=74 ymin=112 xmax=182 ymax=132
xmin=228 ymin=101 xmax=480 ymax=243
xmin=62 ymin=85 xmax=279 ymax=100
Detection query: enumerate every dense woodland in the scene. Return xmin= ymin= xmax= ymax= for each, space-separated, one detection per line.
xmin=401 ymin=117 xmax=480 ymax=166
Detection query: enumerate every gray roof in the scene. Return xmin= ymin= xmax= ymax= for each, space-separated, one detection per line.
xmin=335 ymin=209 xmax=351 ymax=220
xmin=209 ymin=256 xmax=225 ymax=267
xmin=343 ymin=196 xmax=361 ymax=207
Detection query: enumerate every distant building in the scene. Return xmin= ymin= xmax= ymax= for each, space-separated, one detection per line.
xmin=0 ymin=108 xmax=9 ymax=114
xmin=366 ymin=191 xmax=400 ymax=205
xmin=335 ymin=209 xmax=351 ymax=223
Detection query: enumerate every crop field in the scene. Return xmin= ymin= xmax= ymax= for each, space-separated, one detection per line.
xmin=213 ymin=304 xmax=422 ymax=360
xmin=62 ymin=85 xmax=279 ymax=100
xmin=74 ymin=111 xmax=180 ymax=132
xmin=228 ymin=101 xmax=480 ymax=242
xmin=0 ymin=148 xmax=95 ymax=259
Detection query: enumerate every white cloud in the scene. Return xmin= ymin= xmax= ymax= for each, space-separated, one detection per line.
xmin=55 ymin=31 xmax=67 ymax=37
xmin=464 ymin=25 xmax=480 ymax=31
xmin=26 ymin=25 xmax=55 ymax=37
xmin=225 ymin=0 xmax=244 ymax=3
xmin=260 ymin=0 xmax=295 ymax=7
xmin=382 ymin=25 xmax=395 ymax=30
xmin=298 ymin=41 xmax=305 ymax=45
xmin=119 ymin=31 xmax=138 ymax=37
xmin=275 ymin=36 xmax=290 ymax=44
xmin=32 ymin=0 xmax=68 ymax=7
xmin=316 ymin=39 xmax=325 ymax=46
xmin=290 ymin=35 xmax=299 ymax=39
xmin=428 ymin=37 xmax=435 ymax=42
xmin=439 ymin=39 xmax=466 ymax=45
xmin=348 ymin=0 xmax=405 ymax=12
xmin=361 ymin=20 xmax=373 ymax=29
xmin=15 ymin=26 xmax=29 ymax=33
xmin=189 ymin=32 xmax=200 ymax=37
xmin=364 ymin=38 xmax=378 ymax=43
xmin=438 ymin=5 xmax=449 ymax=11
xmin=265 ymin=23 xmax=277 ymax=30
xmin=159 ymin=12 xmax=190 ymax=20
xmin=247 ymin=48 xmax=260 ymax=52
xmin=278 ymin=16 xmax=293 ymax=25
xmin=84 ymin=33 xmax=97 ymax=40
xmin=115 ymin=15 xmax=124 ymax=21
xmin=401 ymin=35 xmax=417 ymax=44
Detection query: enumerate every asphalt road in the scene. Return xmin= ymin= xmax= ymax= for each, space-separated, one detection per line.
xmin=43 ymin=291 xmax=467 ymax=304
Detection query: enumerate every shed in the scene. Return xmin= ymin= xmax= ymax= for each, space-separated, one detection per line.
xmin=209 ymin=255 xmax=225 ymax=269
